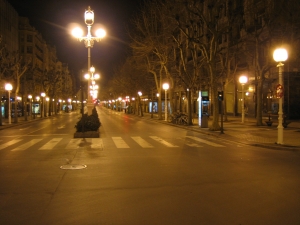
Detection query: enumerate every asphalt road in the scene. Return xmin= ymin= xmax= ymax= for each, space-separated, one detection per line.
xmin=0 ymin=107 xmax=299 ymax=225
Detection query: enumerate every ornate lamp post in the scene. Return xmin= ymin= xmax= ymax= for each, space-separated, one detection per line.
xmin=5 ymin=83 xmax=13 ymax=124
xmin=273 ymin=48 xmax=288 ymax=145
xmin=84 ymin=66 xmax=100 ymax=110
xmin=163 ymin=83 xmax=169 ymax=121
xmin=239 ymin=75 xmax=248 ymax=123
xmin=72 ymin=6 xmax=106 ymax=115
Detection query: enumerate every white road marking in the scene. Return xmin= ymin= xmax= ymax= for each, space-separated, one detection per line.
xmin=38 ymin=138 xmax=63 ymax=150
xmin=149 ymin=136 xmax=179 ymax=147
xmin=185 ymin=143 xmax=203 ymax=147
xmin=112 ymin=137 xmax=129 ymax=148
xmin=186 ymin=136 xmax=225 ymax=147
xmin=65 ymin=139 xmax=82 ymax=149
xmin=11 ymin=139 xmax=43 ymax=151
xmin=131 ymin=137 xmax=154 ymax=148
xmin=0 ymin=139 xmax=22 ymax=150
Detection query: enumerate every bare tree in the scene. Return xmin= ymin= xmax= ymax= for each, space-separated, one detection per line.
xmin=4 ymin=51 xmax=31 ymax=123
xmin=174 ymin=0 xmax=231 ymax=130
xmin=129 ymin=0 xmax=176 ymax=120
xmin=47 ymin=68 xmax=63 ymax=115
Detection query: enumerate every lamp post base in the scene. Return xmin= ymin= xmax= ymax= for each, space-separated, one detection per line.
xmin=86 ymin=102 xmax=94 ymax=115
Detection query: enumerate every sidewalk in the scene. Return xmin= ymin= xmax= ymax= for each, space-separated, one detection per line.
xmin=134 ymin=112 xmax=300 ymax=150
xmin=0 ymin=112 xmax=64 ymax=130
xmin=202 ymin=116 xmax=300 ymax=149
xmin=0 ymin=111 xmax=81 ymax=130
xmin=0 ymin=116 xmax=44 ymax=130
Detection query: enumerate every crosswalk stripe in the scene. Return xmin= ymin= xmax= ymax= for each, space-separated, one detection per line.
xmin=65 ymin=139 xmax=82 ymax=149
xmin=1 ymin=136 xmax=228 ymax=151
xmin=131 ymin=136 xmax=154 ymax=148
xmin=0 ymin=139 xmax=22 ymax=150
xmin=186 ymin=136 xmax=225 ymax=147
xmin=149 ymin=136 xmax=179 ymax=147
xmin=11 ymin=139 xmax=42 ymax=151
xmin=38 ymin=138 xmax=63 ymax=150
xmin=112 ymin=137 xmax=129 ymax=148
xmin=185 ymin=143 xmax=203 ymax=147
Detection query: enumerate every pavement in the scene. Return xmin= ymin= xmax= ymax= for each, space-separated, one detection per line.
xmin=1 ymin=110 xmax=300 ymax=150
xmin=128 ymin=111 xmax=300 ymax=150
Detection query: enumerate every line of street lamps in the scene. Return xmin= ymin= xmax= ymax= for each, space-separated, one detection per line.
xmin=72 ymin=6 xmax=106 ymax=115
xmin=2 ymin=85 xmax=77 ymax=121
xmin=236 ymin=48 xmax=288 ymax=144
xmin=3 ymin=5 xmax=289 ymax=146
xmin=103 ymin=47 xmax=288 ymax=145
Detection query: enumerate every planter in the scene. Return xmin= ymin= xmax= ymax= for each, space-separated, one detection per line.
xmin=74 ymin=130 xmax=99 ymax=138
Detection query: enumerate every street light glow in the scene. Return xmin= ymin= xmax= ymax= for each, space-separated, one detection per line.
xmin=96 ymin=28 xmax=106 ymax=38
xmin=72 ymin=27 xmax=83 ymax=38
xmin=5 ymin=83 xmax=12 ymax=91
xmin=239 ymin=75 xmax=248 ymax=84
xmin=90 ymin=66 xmax=95 ymax=73
xmin=84 ymin=6 xmax=94 ymax=25
xmin=273 ymin=48 xmax=288 ymax=62
xmin=163 ymin=83 xmax=169 ymax=90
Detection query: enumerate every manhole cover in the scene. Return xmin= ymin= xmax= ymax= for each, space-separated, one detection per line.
xmin=60 ymin=164 xmax=87 ymax=170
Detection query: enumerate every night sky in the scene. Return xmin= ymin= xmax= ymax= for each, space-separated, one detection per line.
xmin=7 ymin=0 xmax=143 ymax=84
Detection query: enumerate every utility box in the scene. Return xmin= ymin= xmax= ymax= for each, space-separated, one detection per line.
xmin=198 ymin=92 xmax=210 ymax=128
xmin=201 ymin=113 xmax=209 ymax=128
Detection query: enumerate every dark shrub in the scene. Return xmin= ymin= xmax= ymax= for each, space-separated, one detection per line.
xmin=75 ymin=107 xmax=101 ymax=132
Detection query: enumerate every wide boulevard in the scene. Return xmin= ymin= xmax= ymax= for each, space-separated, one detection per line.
xmin=0 ymin=106 xmax=299 ymax=225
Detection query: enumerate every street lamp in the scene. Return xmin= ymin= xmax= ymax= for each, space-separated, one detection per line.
xmin=163 ymin=83 xmax=169 ymax=121
xmin=72 ymin=6 xmax=106 ymax=115
xmin=58 ymin=99 xmax=62 ymax=113
xmin=273 ymin=48 xmax=288 ymax=145
xmin=239 ymin=75 xmax=248 ymax=123
xmin=138 ymin=91 xmax=143 ymax=116
xmin=41 ymin=92 xmax=46 ymax=118
xmin=46 ymin=97 xmax=49 ymax=116
xmin=28 ymin=95 xmax=32 ymax=118
xmin=5 ymin=83 xmax=13 ymax=124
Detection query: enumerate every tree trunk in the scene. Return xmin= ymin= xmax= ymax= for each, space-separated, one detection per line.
xmin=210 ymin=85 xmax=220 ymax=131
xmin=208 ymin=63 xmax=220 ymax=131
xmin=14 ymin=92 xmax=18 ymax=123
xmin=256 ymin=78 xmax=263 ymax=126
xmin=187 ymin=89 xmax=193 ymax=125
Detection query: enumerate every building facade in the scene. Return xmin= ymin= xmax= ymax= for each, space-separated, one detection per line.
xmin=1 ymin=0 xmax=75 ymax=117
